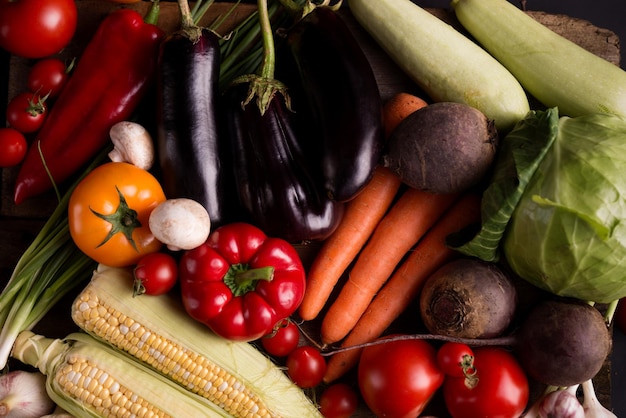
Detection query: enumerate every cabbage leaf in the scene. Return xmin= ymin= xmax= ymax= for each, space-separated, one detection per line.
xmin=451 ymin=107 xmax=559 ymax=260
xmin=453 ymin=107 xmax=626 ymax=303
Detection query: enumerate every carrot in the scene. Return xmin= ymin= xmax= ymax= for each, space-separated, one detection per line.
xmin=319 ymin=187 xmax=458 ymax=344
xmin=298 ymin=166 xmax=402 ymax=320
xmin=323 ymin=193 xmax=482 ymax=382
xmin=383 ymin=92 xmax=429 ymax=138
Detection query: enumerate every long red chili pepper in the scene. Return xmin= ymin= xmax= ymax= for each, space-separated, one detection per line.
xmin=13 ymin=5 xmax=164 ymax=204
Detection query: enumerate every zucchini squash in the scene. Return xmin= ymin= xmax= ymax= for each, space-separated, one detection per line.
xmin=451 ymin=0 xmax=626 ymax=119
xmin=347 ymin=0 xmax=530 ymax=132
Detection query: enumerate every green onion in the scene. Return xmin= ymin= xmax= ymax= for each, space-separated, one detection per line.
xmin=0 ymin=151 xmax=108 ymax=371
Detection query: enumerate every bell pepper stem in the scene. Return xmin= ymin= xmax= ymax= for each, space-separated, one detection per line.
xmin=225 ymin=265 xmax=275 ymax=297
xmin=144 ymin=0 xmax=161 ymax=26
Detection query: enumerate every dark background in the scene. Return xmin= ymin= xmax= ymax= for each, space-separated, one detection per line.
xmin=1 ymin=0 xmax=625 ymax=415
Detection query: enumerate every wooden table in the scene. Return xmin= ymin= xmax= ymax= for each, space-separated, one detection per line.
xmin=1 ymin=1 xmax=620 ymax=416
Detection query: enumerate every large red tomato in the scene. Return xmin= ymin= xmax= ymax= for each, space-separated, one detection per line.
xmin=0 ymin=0 xmax=77 ymax=58
xmin=358 ymin=336 xmax=444 ymax=418
xmin=443 ymin=347 xmax=529 ymax=418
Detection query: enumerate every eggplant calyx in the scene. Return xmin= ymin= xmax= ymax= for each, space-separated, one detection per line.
xmin=231 ymin=74 xmax=291 ymax=115
xmin=177 ymin=0 xmax=203 ymax=42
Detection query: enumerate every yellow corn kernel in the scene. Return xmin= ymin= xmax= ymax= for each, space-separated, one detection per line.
xmin=11 ymin=331 xmax=234 ymax=418
xmin=71 ymin=265 xmax=323 ymax=418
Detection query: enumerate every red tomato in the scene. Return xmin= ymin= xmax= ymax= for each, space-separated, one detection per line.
xmin=0 ymin=128 xmax=27 ymax=167
xmin=6 ymin=92 xmax=48 ymax=133
xmin=319 ymin=383 xmax=359 ymax=418
xmin=615 ymin=298 xmax=626 ymax=335
xmin=286 ymin=346 xmax=326 ymax=388
xmin=443 ymin=347 xmax=529 ymax=418
xmin=358 ymin=336 xmax=444 ymax=418
xmin=437 ymin=342 xmax=476 ymax=378
xmin=133 ymin=252 xmax=178 ymax=296
xmin=0 ymin=0 xmax=78 ymax=58
xmin=260 ymin=319 xmax=300 ymax=357
xmin=27 ymin=58 xmax=72 ymax=98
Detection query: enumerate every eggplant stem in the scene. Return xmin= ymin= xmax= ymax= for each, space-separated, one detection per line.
xmin=177 ymin=0 xmax=203 ymax=41
xmin=228 ymin=0 xmax=289 ymax=115
xmin=258 ymin=0 xmax=275 ymax=80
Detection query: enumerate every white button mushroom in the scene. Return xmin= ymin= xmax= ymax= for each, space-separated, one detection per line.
xmin=108 ymin=121 xmax=155 ymax=170
xmin=148 ymin=198 xmax=211 ymax=251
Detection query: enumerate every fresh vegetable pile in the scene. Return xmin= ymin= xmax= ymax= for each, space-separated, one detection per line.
xmin=0 ymin=0 xmax=624 ymax=416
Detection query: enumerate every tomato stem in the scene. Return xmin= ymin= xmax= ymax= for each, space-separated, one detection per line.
xmin=90 ymin=186 xmax=141 ymax=252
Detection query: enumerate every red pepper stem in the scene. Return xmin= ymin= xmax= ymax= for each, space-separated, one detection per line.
xmin=225 ymin=264 xmax=275 ymax=297
xmin=144 ymin=0 xmax=161 ymax=26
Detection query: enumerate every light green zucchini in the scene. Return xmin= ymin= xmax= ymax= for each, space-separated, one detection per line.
xmin=347 ymin=0 xmax=530 ymax=132
xmin=451 ymin=0 xmax=626 ymax=119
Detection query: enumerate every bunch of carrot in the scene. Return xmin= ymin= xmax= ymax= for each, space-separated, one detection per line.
xmin=297 ymin=92 xmax=483 ymax=382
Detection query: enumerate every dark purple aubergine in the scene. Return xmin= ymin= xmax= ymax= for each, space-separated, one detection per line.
xmin=156 ymin=27 xmax=238 ymax=229
xmin=285 ymin=7 xmax=384 ymax=202
xmin=223 ymin=83 xmax=344 ymax=243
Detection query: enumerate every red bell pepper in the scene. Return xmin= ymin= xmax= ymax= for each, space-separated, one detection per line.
xmin=179 ymin=222 xmax=306 ymax=342
xmin=13 ymin=5 xmax=164 ymax=204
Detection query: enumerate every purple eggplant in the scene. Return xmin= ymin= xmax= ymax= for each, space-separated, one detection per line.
xmin=285 ymin=7 xmax=384 ymax=202
xmin=223 ymin=83 xmax=344 ymax=243
xmin=156 ymin=22 xmax=239 ymax=229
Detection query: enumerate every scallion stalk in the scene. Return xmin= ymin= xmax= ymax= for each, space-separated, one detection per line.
xmin=0 ymin=151 xmax=108 ymax=370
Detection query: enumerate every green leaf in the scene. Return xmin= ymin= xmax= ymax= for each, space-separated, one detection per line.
xmin=450 ymin=107 xmax=560 ymax=260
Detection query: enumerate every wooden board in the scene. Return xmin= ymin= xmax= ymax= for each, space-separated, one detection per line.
xmin=1 ymin=1 xmax=620 ymax=415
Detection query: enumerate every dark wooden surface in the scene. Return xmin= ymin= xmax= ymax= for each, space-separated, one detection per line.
xmin=1 ymin=2 xmax=621 ymax=416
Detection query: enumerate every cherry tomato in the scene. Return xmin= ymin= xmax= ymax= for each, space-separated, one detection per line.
xmin=615 ymin=298 xmax=626 ymax=335
xmin=0 ymin=128 xmax=27 ymax=167
xmin=286 ymin=346 xmax=326 ymax=388
xmin=260 ymin=319 xmax=300 ymax=357
xmin=133 ymin=252 xmax=178 ymax=296
xmin=358 ymin=336 xmax=444 ymax=418
xmin=319 ymin=383 xmax=359 ymax=418
xmin=0 ymin=0 xmax=78 ymax=59
xmin=27 ymin=58 xmax=72 ymax=98
xmin=437 ymin=342 xmax=476 ymax=378
xmin=68 ymin=162 xmax=166 ymax=267
xmin=443 ymin=347 xmax=529 ymax=418
xmin=6 ymin=92 xmax=48 ymax=133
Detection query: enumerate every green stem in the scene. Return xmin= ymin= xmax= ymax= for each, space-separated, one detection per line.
xmin=191 ymin=0 xmax=217 ymax=24
xmin=144 ymin=0 xmax=161 ymax=26
xmin=224 ymin=264 xmax=274 ymax=297
xmin=0 ymin=148 xmax=109 ymax=371
xmin=257 ymin=0 xmax=275 ymax=80
xmin=604 ymin=299 xmax=618 ymax=325
xmin=177 ymin=0 xmax=204 ymax=44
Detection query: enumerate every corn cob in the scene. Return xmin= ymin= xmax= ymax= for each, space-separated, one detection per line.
xmin=71 ymin=264 xmax=322 ymax=418
xmin=11 ymin=330 xmax=232 ymax=418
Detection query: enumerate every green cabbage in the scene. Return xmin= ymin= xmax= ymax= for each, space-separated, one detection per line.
xmin=454 ymin=107 xmax=626 ymax=303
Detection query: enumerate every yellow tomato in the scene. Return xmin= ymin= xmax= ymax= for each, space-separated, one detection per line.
xmin=68 ymin=162 xmax=166 ymax=267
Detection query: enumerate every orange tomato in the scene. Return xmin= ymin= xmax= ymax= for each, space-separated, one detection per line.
xmin=68 ymin=162 xmax=166 ymax=267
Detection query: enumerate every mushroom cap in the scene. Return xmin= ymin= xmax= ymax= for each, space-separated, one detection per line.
xmin=149 ymin=198 xmax=211 ymax=251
